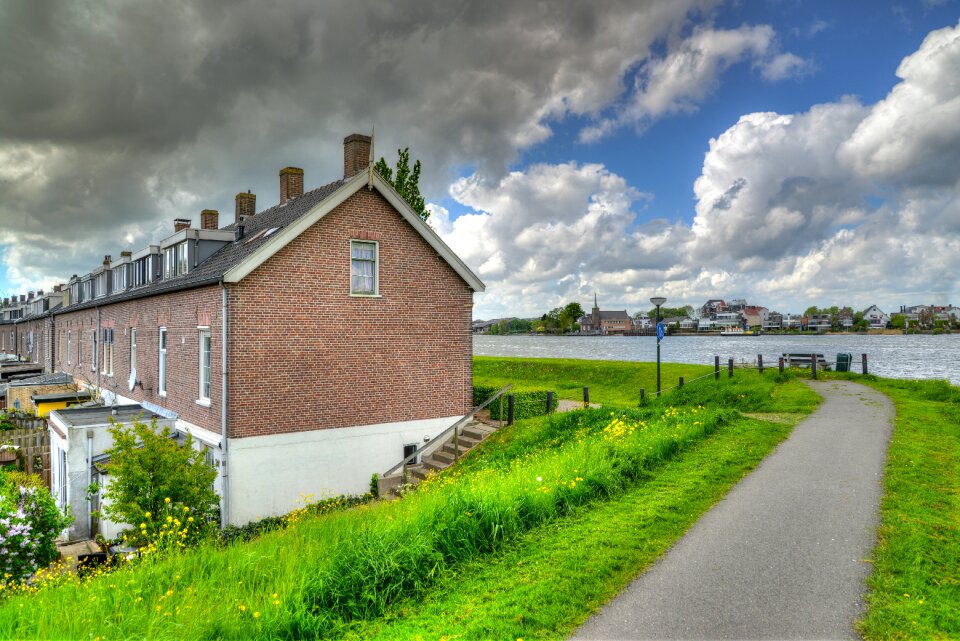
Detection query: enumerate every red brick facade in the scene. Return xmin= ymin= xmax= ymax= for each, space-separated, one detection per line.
xmin=9 ymin=185 xmax=474 ymax=442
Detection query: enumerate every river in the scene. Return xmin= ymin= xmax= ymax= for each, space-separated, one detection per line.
xmin=473 ymin=333 xmax=960 ymax=385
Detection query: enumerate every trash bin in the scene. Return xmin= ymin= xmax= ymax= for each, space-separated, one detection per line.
xmin=836 ymin=352 xmax=852 ymax=372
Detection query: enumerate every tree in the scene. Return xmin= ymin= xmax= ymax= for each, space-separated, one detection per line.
xmin=563 ymin=302 xmax=585 ymax=323
xmin=374 ymin=148 xmax=428 ymax=221
xmin=102 ymin=420 xmax=219 ymax=542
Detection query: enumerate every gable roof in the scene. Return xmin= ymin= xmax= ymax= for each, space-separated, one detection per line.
xmin=223 ymin=171 xmax=484 ymax=291
xmin=57 ymin=171 xmax=483 ymax=315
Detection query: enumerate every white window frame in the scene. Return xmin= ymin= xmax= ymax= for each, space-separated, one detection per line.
xmin=349 ymin=239 xmax=379 ymax=296
xmin=158 ymin=327 xmax=167 ymax=396
xmin=101 ymin=328 xmax=114 ymax=376
xmin=130 ymin=328 xmax=137 ymax=375
xmin=177 ymin=243 xmax=188 ymax=275
xmin=90 ymin=329 xmax=97 ymax=371
xmin=77 ymin=331 xmax=82 ymax=368
xmin=67 ymin=331 xmax=72 ymax=365
xmin=197 ymin=326 xmax=211 ymax=405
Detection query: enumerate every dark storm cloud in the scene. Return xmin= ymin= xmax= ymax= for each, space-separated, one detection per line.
xmin=0 ymin=0 xmax=707 ymax=291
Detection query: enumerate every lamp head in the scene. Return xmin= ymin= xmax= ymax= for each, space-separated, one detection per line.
xmin=650 ymin=296 xmax=667 ymax=307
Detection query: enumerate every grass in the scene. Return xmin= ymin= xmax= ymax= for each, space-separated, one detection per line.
xmin=0 ymin=361 xmax=823 ymax=639
xmin=838 ymin=375 xmax=960 ymax=640
xmin=473 ymin=356 xmax=714 ymax=406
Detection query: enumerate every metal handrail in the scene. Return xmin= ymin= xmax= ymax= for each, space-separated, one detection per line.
xmin=381 ymin=384 xmax=513 ymax=479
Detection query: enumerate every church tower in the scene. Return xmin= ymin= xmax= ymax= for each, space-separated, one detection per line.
xmin=592 ymin=292 xmax=600 ymax=331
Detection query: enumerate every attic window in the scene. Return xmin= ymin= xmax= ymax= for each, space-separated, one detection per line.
xmin=244 ymin=227 xmax=281 ymax=244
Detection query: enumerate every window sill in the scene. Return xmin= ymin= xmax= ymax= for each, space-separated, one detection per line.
xmin=159 ymin=392 xmax=167 ymax=398
xmin=196 ymin=399 xmax=211 ymax=408
xmin=349 ymin=293 xmax=382 ymax=298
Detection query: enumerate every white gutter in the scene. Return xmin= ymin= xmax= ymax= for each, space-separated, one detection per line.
xmin=220 ymin=283 xmax=229 ymax=527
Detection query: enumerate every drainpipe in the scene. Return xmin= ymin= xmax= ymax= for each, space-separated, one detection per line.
xmin=86 ymin=429 xmax=94 ymax=537
xmin=95 ymin=306 xmax=101 ymax=401
xmin=220 ymin=282 xmax=229 ymax=527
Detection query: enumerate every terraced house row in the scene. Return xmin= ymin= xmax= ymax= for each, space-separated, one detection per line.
xmin=0 ymin=133 xmax=483 ymax=536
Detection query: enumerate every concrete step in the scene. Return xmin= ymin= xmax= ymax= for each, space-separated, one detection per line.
xmin=421 ymin=459 xmax=446 ymax=473
xmin=461 ymin=426 xmax=490 ymax=441
xmin=432 ymin=450 xmax=456 ymax=465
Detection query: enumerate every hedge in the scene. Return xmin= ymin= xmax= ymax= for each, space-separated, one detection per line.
xmin=472 ymin=385 xmax=559 ymax=421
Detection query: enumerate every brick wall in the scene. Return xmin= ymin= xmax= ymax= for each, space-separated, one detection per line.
xmin=53 ymin=285 xmax=224 ymax=433
xmin=7 ymin=383 xmax=76 ymax=414
xmin=228 ymin=187 xmax=473 ymax=439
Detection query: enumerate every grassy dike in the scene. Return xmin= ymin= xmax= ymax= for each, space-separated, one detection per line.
xmin=840 ymin=375 xmax=960 ymax=640
xmin=0 ymin=360 xmax=830 ymax=640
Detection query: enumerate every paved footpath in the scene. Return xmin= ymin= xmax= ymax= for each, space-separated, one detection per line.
xmin=572 ymin=380 xmax=893 ymax=641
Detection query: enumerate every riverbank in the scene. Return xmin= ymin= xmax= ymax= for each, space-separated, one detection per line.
xmin=474 ymin=333 xmax=960 ymax=384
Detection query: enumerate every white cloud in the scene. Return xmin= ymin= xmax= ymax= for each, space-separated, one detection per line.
xmin=580 ymin=25 xmax=809 ymax=142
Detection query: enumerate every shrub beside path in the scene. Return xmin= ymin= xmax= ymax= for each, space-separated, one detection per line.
xmin=572 ymin=380 xmax=893 ymax=641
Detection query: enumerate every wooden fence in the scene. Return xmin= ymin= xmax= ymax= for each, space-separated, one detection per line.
xmin=0 ymin=425 xmax=51 ymax=488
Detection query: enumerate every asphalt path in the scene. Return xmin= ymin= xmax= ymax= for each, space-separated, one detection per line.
xmin=572 ymin=380 xmax=893 ymax=641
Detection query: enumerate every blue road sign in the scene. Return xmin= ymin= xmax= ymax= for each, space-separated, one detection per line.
xmin=656 ymin=322 xmax=665 ymax=341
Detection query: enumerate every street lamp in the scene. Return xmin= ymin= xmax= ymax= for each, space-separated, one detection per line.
xmin=650 ymin=296 xmax=667 ymax=396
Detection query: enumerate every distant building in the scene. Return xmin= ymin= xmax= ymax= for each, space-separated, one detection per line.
xmin=807 ymin=314 xmax=832 ymax=332
xmin=862 ymin=305 xmax=889 ymax=329
xmin=580 ymin=294 xmax=631 ymax=334
xmin=699 ymin=299 xmax=727 ymax=318
xmin=761 ymin=311 xmax=783 ymax=331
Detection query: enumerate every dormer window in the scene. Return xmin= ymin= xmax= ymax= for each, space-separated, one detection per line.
xmin=113 ymin=265 xmax=128 ymax=291
xmin=95 ymin=271 xmax=110 ymax=298
xmin=164 ymin=242 xmax=189 ymax=279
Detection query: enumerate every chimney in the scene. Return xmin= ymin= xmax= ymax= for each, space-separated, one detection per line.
xmin=279 ymin=168 xmax=304 ymax=205
xmin=121 ymin=250 xmax=132 ymax=258
xmin=201 ymin=209 xmax=219 ymax=230
xmin=53 ymin=285 xmax=61 ymax=293
xmin=235 ymin=223 xmax=245 ymax=241
xmin=37 ymin=289 xmax=44 ymax=296
xmin=174 ymin=218 xmax=191 ymax=233
xmin=235 ymin=191 xmax=256 ymax=223
xmin=27 ymin=291 xmax=34 ymax=301
xmin=343 ymin=133 xmax=372 ymax=178
xmin=103 ymin=255 xmax=112 ymax=267
xmin=20 ymin=294 xmax=26 ymax=303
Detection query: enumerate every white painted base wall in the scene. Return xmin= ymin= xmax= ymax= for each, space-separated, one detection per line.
xmin=226 ymin=414 xmax=462 ymax=526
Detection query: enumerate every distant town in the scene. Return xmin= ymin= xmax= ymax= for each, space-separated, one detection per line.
xmin=473 ymin=296 xmax=960 ymax=335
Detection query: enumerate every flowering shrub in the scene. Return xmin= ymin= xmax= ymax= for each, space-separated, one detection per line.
xmin=0 ymin=472 xmax=71 ymax=583
xmin=135 ymin=498 xmax=211 ymax=558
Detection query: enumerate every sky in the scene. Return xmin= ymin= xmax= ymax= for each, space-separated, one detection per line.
xmin=1 ymin=0 xmax=958 ymax=320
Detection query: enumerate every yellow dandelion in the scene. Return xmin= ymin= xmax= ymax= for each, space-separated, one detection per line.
xmin=164 ymin=497 xmax=171 ymax=504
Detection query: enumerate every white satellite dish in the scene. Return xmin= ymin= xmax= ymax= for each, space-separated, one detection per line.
xmin=128 ymin=369 xmax=138 ymax=392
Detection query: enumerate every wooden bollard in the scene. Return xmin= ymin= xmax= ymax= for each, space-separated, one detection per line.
xmin=640 ymin=388 xmax=645 ymax=403
xmin=583 ymin=386 xmax=590 ymax=406
xmin=507 ymin=394 xmax=515 ymax=426
xmin=811 ymin=357 xmax=818 ymax=380
xmin=758 ymin=354 xmax=764 ymax=374
xmin=862 ymin=353 xmax=868 ymax=375
xmin=546 ymin=391 xmax=554 ymax=413
xmin=715 ymin=355 xmax=720 ymax=380
xmin=728 ymin=358 xmax=734 ymax=378
xmin=679 ymin=376 xmax=684 ymax=388
xmin=779 ymin=357 xmax=784 ymax=374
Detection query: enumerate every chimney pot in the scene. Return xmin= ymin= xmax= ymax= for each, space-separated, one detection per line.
xmin=103 ymin=255 xmax=112 ymax=266
xmin=200 ymin=209 xmax=219 ymax=230
xmin=235 ymin=192 xmax=256 ymax=224
xmin=279 ymin=168 xmax=304 ymax=205
xmin=53 ymin=285 xmax=61 ymax=293
xmin=343 ymin=133 xmax=372 ymax=178
xmin=27 ymin=291 xmax=34 ymax=300
xmin=120 ymin=250 xmax=132 ymax=258
xmin=174 ymin=218 xmax=191 ymax=233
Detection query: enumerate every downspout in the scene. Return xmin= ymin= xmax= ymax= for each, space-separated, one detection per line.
xmin=95 ymin=306 xmax=101 ymax=401
xmin=220 ymin=282 xmax=229 ymax=527
xmin=86 ymin=429 xmax=94 ymax=537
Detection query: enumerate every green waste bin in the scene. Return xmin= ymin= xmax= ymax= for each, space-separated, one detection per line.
xmin=836 ymin=352 xmax=852 ymax=372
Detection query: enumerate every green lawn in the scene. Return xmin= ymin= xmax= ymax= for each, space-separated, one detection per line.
xmin=847 ymin=376 xmax=960 ymax=640
xmin=473 ymin=355 xmax=714 ymax=406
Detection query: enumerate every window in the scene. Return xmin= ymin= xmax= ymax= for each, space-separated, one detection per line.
xmin=164 ymin=243 xmax=189 ymax=279
xmin=113 ymin=266 xmax=127 ymax=291
xmin=90 ymin=330 xmax=97 ymax=371
xmin=130 ymin=328 xmax=137 ymax=374
xmin=81 ymin=279 xmax=93 ymax=301
xmin=350 ymin=240 xmax=378 ymax=295
xmin=101 ymin=328 xmax=114 ymax=376
xmin=67 ymin=331 xmax=72 ymax=365
xmin=77 ymin=331 xmax=82 ymax=368
xmin=158 ymin=327 xmax=167 ymax=396
xmin=96 ymin=272 xmax=109 ymax=298
xmin=198 ymin=328 xmax=211 ymax=403
xmin=403 ymin=443 xmax=419 ymax=464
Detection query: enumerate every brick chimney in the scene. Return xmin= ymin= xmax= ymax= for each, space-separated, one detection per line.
xmin=279 ymin=168 xmax=304 ymax=205
xmin=19 ymin=294 xmax=25 ymax=303
xmin=201 ymin=209 xmax=219 ymax=230
xmin=27 ymin=291 xmax=34 ymax=301
xmin=236 ymin=191 xmax=256 ymax=223
xmin=174 ymin=218 xmax=191 ymax=233
xmin=103 ymin=255 xmax=112 ymax=267
xmin=53 ymin=285 xmax=61 ymax=293
xmin=343 ymin=133 xmax=372 ymax=177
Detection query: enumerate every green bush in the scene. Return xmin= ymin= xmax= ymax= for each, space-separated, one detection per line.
xmin=0 ymin=471 xmax=72 ymax=584
xmin=473 ymin=386 xmax=558 ymax=420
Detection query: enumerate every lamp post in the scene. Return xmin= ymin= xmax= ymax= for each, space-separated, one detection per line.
xmin=650 ymin=296 xmax=666 ymax=396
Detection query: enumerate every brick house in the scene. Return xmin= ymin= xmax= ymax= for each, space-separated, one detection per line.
xmin=3 ymin=133 xmax=483 ymax=528
xmin=579 ymin=294 xmax=631 ymax=334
